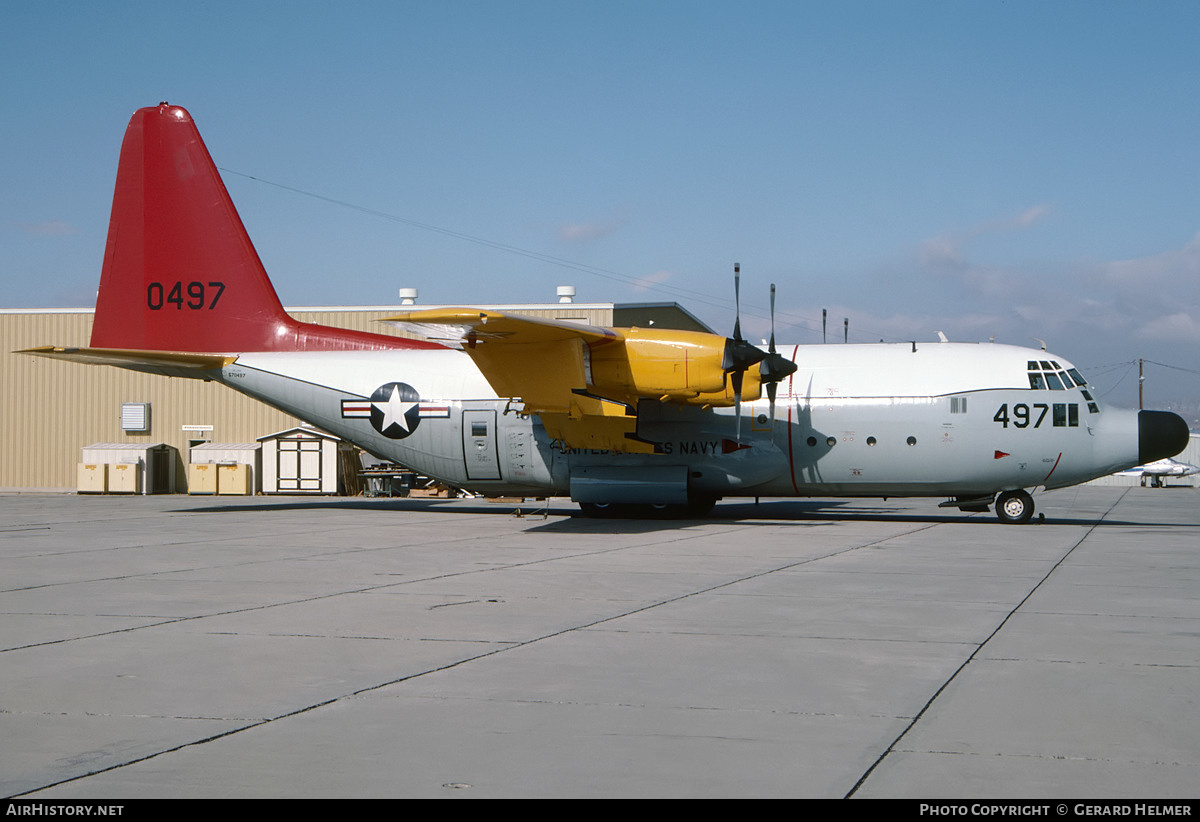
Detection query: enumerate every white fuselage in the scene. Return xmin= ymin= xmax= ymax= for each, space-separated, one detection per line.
xmin=216 ymin=341 xmax=1143 ymax=503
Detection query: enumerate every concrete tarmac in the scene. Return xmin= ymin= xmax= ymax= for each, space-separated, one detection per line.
xmin=1 ymin=486 xmax=1197 ymax=799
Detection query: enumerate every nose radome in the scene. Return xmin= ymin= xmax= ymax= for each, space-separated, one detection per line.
xmin=1139 ymin=410 xmax=1190 ymax=464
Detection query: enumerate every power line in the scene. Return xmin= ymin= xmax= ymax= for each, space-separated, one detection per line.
xmin=1142 ymin=359 xmax=1200 ymax=379
xmin=220 ymin=167 xmax=739 ymax=314
xmin=219 ymin=167 xmax=884 ymax=342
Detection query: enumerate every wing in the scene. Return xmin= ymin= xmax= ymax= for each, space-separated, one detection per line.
xmin=386 ymin=308 xmax=763 ymax=453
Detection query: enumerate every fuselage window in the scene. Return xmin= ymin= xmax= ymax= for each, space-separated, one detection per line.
xmin=1051 ymin=403 xmax=1081 ymax=427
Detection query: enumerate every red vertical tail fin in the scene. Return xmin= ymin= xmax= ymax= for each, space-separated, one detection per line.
xmin=90 ymin=104 xmax=436 ymax=353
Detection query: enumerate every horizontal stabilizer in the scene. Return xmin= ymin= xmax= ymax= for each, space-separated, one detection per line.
xmin=19 ymin=346 xmax=235 ymax=379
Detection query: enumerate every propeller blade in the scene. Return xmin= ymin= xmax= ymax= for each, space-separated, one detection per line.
xmin=760 ymin=282 xmax=797 ymax=424
xmin=768 ymin=283 xmax=777 ymax=355
xmin=731 ymin=368 xmax=744 ymax=441
xmin=732 ymin=263 xmax=742 ymax=343
xmin=722 ymin=263 xmax=767 ymax=378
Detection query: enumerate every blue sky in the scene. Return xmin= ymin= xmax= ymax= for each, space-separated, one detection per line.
xmin=4 ymin=1 xmax=1199 ymax=410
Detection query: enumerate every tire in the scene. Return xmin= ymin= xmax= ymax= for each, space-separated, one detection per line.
xmin=578 ymin=499 xmax=717 ymax=519
xmin=579 ymin=502 xmax=623 ymax=518
xmin=995 ymin=489 xmax=1035 ymax=524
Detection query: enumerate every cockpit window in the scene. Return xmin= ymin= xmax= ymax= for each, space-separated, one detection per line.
xmin=1028 ymin=361 xmax=1090 ymax=393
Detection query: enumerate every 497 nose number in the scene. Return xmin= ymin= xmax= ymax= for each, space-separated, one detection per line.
xmin=993 ymin=403 xmax=1048 ymax=428
xmin=147 ymin=281 xmax=226 ymax=310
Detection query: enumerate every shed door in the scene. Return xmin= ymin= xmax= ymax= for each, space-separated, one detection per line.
xmin=277 ymin=439 xmax=323 ymax=491
xmin=462 ymin=410 xmax=501 ymax=481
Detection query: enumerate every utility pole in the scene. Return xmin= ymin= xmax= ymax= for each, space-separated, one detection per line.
xmin=1139 ymin=358 xmax=1144 ymax=410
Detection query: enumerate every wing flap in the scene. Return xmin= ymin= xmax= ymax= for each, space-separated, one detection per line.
xmin=384 ymin=309 xmax=620 ymax=348
xmin=385 ymin=308 xmax=623 ymax=416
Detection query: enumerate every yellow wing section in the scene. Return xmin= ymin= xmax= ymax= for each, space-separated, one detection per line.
xmin=386 ymin=309 xmax=764 ymax=453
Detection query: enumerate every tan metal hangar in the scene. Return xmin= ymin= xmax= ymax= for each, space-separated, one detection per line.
xmin=2 ymin=300 xmax=711 ymax=492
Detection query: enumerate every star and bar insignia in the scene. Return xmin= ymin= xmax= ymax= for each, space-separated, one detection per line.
xmin=341 ymin=382 xmax=449 ymax=439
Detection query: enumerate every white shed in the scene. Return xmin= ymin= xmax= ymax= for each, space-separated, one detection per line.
xmin=257 ymin=428 xmax=352 ymax=495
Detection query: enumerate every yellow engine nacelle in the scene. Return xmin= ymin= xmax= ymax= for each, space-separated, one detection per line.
xmin=587 ymin=327 xmax=760 ymax=407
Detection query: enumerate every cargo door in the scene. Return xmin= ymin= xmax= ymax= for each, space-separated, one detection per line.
xmin=462 ymin=409 xmax=501 ymax=480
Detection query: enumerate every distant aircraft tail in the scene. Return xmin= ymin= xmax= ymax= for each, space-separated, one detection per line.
xmin=88 ymin=103 xmax=436 ymax=354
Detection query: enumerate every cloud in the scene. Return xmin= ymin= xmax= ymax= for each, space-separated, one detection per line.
xmin=18 ymin=220 xmax=77 ymax=236
xmin=1137 ymin=311 xmax=1200 ymax=343
xmin=1006 ymin=204 xmax=1050 ymax=230
xmin=919 ymin=203 xmax=1052 ymax=274
xmin=924 ymin=228 xmax=1200 ymax=354
xmin=918 ymin=236 xmax=966 ymax=269
xmin=556 ymin=209 xmax=628 ymax=243
xmin=631 ymin=269 xmax=674 ymax=292
xmin=1103 ymin=230 xmax=1200 ymax=287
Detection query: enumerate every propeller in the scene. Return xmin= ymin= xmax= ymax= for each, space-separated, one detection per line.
xmin=760 ymin=282 xmax=798 ymax=418
xmin=721 ymin=266 xmax=798 ymax=439
xmin=722 ymin=264 xmax=766 ymax=440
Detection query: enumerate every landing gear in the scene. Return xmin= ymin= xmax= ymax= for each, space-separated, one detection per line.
xmin=579 ymin=502 xmax=622 ymax=518
xmin=682 ymin=495 xmax=717 ymax=518
xmin=578 ymin=496 xmax=719 ymax=519
xmin=994 ymin=489 xmax=1035 ymax=524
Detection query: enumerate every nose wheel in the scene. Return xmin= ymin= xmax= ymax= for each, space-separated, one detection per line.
xmin=995 ymin=489 xmax=1035 ymax=524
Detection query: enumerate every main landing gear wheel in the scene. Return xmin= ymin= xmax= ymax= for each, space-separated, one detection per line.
xmin=579 ymin=497 xmax=719 ymax=519
xmin=995 ymin=489 xmax=1035 ymax=524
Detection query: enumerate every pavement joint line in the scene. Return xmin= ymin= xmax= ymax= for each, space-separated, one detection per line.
xmin=843 ymin=488 xmax=1131 ymax=799
xmin=7 ymin=510 xmax=943 ymax=796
